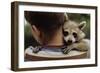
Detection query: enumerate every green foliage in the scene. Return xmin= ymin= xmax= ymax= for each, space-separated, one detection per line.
xmin=24 ymin=21 xmax=39 ymax=49
xmin=24 ymin=23 xmax=32 ymax=37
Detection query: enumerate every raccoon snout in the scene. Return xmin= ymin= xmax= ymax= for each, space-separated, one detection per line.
xmin=67 ymin=40 xmax=73 ymax=45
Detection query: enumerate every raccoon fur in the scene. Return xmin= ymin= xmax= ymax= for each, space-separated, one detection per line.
xmin=62 ymin=19 xmax=90 ymax=55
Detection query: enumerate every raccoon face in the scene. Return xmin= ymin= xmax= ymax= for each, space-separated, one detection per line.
xmin=63 ymin=29 xmax=78 ymax=45
xmin=63 ymin=20 xmax=86 ymax=45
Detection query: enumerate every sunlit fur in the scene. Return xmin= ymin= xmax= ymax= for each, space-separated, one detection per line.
xmin=63 ymin=20 xmax=90 ymax=56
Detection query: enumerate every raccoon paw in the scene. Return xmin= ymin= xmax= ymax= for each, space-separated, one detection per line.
xmin=61 ymin=48 xmax=72 ymax=54
xmin=30 ymin=46 xmax=42 ymax=53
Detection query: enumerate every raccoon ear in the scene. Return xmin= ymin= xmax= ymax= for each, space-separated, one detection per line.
xmin=79 ymin=21 xmax=86 ymax=30
xmin=64 ymin=13 xmax=69 ymax=21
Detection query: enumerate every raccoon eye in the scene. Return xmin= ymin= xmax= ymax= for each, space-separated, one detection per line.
xmin=73 ymin=32 xmax=77 ymax=38
xmin=63 ymin=31 xmax=69 ymax=36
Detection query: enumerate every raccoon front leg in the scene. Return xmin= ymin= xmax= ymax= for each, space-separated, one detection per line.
xmin=62 ymin=39 xmax=90 ymax=54
xmin=29 ymin=46 xmax=42 ymax=53
xmin=61 ymin=45 xmax=74 ymax=54
xmin=72 ymin=39 xmax=90 ymax=51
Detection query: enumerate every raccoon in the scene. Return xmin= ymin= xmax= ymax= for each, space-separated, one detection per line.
xmin=62 ymin=19 xmax=90 ymax=54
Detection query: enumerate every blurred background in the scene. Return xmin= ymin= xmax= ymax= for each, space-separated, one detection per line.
xmin=24 ymin=13 xmax=90 ymax=49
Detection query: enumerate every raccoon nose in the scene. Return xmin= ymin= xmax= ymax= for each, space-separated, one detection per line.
xmin=68 ymin=40 xmax=72 ymax=44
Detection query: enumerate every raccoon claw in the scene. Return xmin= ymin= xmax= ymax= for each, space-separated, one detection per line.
xmin=62 ymin=49 xmax=71 ymax=54
xmin=30 ymin=46 xmax=42 ymax=53
xmin=61 ymin=47 xmax=72 ymax=54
